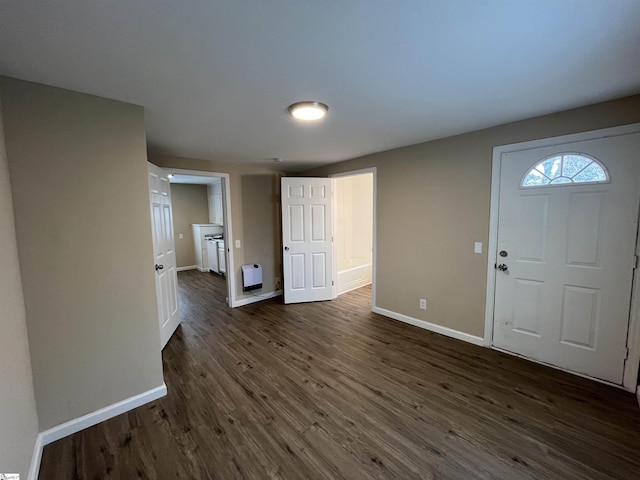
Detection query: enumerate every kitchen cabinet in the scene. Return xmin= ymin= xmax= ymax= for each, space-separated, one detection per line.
xmin=207 ymin=240 xmax=218 ymax=273
xmin=213 ymin=192 xmax=223 ymax=225
xmin=207 ymin=239 xmax=226 ymax=275
xmin=192 ymin=224 xmax=223 ymax=271
xmin=217 ymin=240 xmax=226 ymax=275
xmin=207 ymin=180 xmax=224 ymax=226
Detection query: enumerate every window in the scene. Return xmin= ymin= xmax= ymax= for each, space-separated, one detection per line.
xmin=521 ymin=154 xmax=608 ymax=188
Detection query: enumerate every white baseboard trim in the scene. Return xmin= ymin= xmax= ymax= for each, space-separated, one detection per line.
xmin=40 ymin=383 xmax=167 ymax=445
xmin=176 ymin=265 xmax=197 ymax=272
xmin=27 ymin=433 xmax=44 ymax=480
xmin=195 ymin=266 xmax=210 ymax=273
xmin=235 ymin=290 xmax=283 ymax=307
xmin=29 ymin=383 xmax=167 ymax=480
xmin=372 ymin=306 xmax=484 ymax=346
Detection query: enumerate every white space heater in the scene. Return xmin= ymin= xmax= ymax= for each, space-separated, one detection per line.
xmin=242 ymin=264 xmax=263 ymax=292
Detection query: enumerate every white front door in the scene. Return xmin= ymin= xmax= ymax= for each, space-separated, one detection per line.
xmin=148 ymin=162 xmax=180 ymax=349
xmin=493 ymin=133 xmax=640 ymax=384
xmin=281 ymin=177 xmax=335 ymax=304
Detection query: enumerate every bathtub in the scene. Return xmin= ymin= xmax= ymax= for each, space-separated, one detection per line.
xmin=337 ymin=257 xmax=372 ymax=295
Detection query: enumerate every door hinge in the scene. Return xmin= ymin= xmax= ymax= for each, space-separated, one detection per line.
xmin=624 ymin=347 xmax=629 ymax=360
xmin=332 ymin=280 xmax=334 ymax=286
xmin=634 ymin=255 xmax=638 ymax=269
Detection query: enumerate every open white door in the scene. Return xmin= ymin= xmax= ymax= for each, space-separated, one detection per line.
xmin=281 ymin=177 xmax=335 ymax=304
xmin=148 ymin=162 xmax=180 ymax=348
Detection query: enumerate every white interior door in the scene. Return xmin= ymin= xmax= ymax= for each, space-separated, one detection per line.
xmin=148 ymin=162 xmax=180 ymax=349
xmin=493 ymin=133 xmax=640 ymax=384
xmin=282 ymin=177 xmax=335 ymax=304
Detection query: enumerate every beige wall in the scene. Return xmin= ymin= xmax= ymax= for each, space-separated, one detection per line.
xmin=336 ymin=173 xmax=373 ymax=268
xmin=304 ymin=94 xmax=640 ymax=338
xmin=170 ymin=183 xmax=210 ymax=267
xmin=0 ymin=88 xmax=39 ymax=478
xmin=1 ymin=77 xmax=164 ymax=430
xmin=241 ymin=175 xmax=281 ymax=289
xmin=150 ymin=154 xmax=283 ymax=302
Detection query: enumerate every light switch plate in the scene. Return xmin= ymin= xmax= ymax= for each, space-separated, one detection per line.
xmin=474 ymin=242 xmax=482 ymax=254
xmin=235 ymin=240 xmax=241 ymax=248
xmin=179 ymin=233 xmax=184 ymax=240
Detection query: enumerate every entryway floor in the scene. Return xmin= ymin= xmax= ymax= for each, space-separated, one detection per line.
xmin=39 ymin=270 xmax=640 ymax=479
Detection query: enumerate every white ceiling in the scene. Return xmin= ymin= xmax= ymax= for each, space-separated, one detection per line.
xmin=1 ymin=1 xmax=639 ymax=172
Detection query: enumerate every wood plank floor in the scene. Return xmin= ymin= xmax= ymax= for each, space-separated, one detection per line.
xmin=40 ymin=270 xmax=640 ymax=479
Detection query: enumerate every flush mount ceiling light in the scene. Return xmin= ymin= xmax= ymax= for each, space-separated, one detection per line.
xmin=288 ymin=101 xmax=329 ymax=121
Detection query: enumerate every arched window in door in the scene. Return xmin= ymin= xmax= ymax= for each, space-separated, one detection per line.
xmin=521 ymin=153 xmax=609 ymax=187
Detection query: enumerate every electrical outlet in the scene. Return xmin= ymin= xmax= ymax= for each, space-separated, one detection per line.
xmin=275 ymin=276 xmax=281 ymax=290
xmin=235 ymin=239 xmax=241 ymax=248
xmin=178 ymin=233 xmax=184 ymax=240
xmin=419 ymin=298 xmax=427 ymax=310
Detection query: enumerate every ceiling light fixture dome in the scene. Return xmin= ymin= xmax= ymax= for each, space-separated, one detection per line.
xmin=288 ymin=101 xmax=329 ymax=121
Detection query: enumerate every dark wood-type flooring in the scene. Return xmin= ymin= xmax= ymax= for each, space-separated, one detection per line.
xmin=40 ymin=270 xmax=640 ymax=479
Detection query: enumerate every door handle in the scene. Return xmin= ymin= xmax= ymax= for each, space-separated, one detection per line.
xmin=284 ymin=246 xmax=289 ymax=251
xmin=497 ymin=264 xmax=508 ymax=272
xmin=155 ymin=264 xmax=164 ymax=271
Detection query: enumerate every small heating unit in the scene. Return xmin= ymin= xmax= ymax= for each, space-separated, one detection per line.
xmin=242 ymin=264 xmax=263 ymax=292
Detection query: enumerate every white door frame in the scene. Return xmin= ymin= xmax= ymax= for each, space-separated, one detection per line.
xmin=164 ymin=168 xmax=238 ymax=308
xmin=484 ymin=122 xmax=640 ymax=392
xmin=329 ymin=168 xmax=377 ymax=310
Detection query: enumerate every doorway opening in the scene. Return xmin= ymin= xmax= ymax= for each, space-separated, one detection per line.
xmin=331 ymin=169 xmax=376 ymax=307
xmin=168 ymin=170 xmax=235 ymax=307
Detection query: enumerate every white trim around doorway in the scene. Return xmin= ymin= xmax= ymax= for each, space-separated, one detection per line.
xmin=484 ymin=122 xmax=640 ymax=393
xmin=329 ymin=168 xmax=377 ymax=311
xmin=166 ymin=168 xmax=238 ymax=307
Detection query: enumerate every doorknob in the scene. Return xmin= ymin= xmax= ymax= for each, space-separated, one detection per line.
xmin=497 ymin=264 xmax=508 ymax=272
xmin=284 ymin=246 xmax=289 ymax=251
xmin=155 ymin=264 xmax=164 ymax=271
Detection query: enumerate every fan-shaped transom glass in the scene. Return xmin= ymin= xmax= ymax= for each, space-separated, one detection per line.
xmin=521 ymin=154 xmax=609 ymax=188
